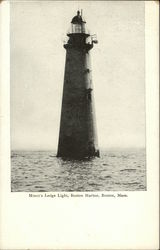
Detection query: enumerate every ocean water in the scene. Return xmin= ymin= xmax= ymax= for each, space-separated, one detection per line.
xmin=11 ymin=149 xmax=146 ymax=192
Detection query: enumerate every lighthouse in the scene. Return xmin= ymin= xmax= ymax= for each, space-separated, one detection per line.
xmin=57 ymin=10 xmax=100 ymax=159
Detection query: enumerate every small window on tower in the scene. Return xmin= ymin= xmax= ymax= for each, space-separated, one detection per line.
xmin=86 ymin=69 xmax=90 ymax=73
xmin=86 ymin=88 xmax=92 ymax=101
xmin=88 ymin=92 xmax=91 ymax=101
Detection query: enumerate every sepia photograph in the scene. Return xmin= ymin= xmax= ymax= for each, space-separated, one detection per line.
xmin=1 ymin=1 xmax=159 ymax=249
xmin=11 ymin=0 xmax=146 ymax=192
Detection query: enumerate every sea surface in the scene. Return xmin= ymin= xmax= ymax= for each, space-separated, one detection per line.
xmin=11 ymin=149 xmax=146 ymax=192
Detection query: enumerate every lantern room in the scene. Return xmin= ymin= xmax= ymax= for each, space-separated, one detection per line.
xmin=64 ymin=10 xmax=98 ymax=50
xmin=70 ymin=10 xmax=87 ymax=34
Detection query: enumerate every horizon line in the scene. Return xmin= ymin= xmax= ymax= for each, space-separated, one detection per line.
xmin=11 ymin=146 xmax=146 ymax=151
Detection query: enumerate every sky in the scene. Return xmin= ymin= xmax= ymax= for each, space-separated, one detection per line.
xmin=11 ymin=1 xmax=145 ymax=150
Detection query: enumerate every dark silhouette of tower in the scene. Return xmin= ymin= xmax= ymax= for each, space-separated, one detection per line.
xmin=57 ymin=10 xmax=100 ymax=159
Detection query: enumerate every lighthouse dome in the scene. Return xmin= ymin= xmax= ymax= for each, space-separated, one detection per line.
xmin=71 ymin=11 xmax=84 ymax=24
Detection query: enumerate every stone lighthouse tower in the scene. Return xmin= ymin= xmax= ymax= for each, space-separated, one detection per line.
xmin=57 ymin=10 xmax=99 ymax=159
